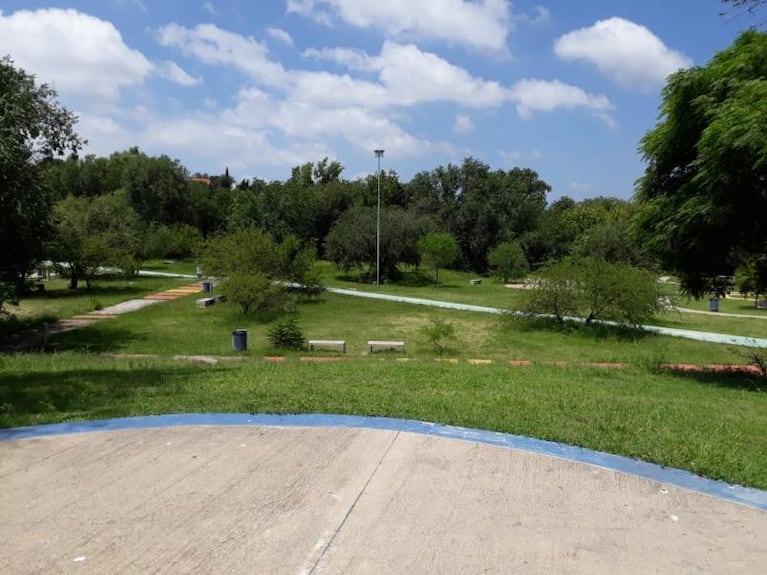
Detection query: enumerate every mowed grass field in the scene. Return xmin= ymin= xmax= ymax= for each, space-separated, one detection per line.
xmin=2 ymin=265 xmax=766 ymax=490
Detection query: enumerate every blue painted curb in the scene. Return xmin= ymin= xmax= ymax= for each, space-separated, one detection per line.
xmin=2 ymin=413 xmax=766 ymax=511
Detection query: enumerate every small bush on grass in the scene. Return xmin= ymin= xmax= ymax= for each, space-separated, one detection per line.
xmin=267 ymin=318 xmax=305 ymax=350
xmin=524 ymin=257 xmax=659 ymax=327
xmin=488 ymin=241 xmax=528 ymax=283
xmin=224 ymin=273 xmax=289 ymax=316
xmin=419 ymin=318 xmax=457 ymax=355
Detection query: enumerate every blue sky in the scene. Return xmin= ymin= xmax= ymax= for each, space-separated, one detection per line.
xmin=0 ymin=0 xmax=751 ymax=200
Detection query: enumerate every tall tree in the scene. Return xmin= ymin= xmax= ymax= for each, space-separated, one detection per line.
xmin=418 ymin=232 xmax=459 ymax=283
xmin=633 ymin=31 xmax=767 ymax=296
xmin=50 ymin=191 xmax=142 ymax=289
xmin=0 ymin=56 xmax=83 ymax=292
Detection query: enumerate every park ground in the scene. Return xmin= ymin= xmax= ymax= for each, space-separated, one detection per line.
xmin=1 ymin=261 xmax=766 ymax=491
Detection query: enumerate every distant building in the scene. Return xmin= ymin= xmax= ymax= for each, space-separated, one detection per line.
xmin=190 ymin=176 xmax=211 ymax=186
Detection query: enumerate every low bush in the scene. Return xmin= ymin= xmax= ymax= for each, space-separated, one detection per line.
xmin=267 ymin=318 xmax=305 ymax=350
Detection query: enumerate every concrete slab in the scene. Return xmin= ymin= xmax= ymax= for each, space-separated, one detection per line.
xmin=1 ymin=424 xmax=765 ymax=574
xmin=94 ymin=299 xmax=162 ymax=315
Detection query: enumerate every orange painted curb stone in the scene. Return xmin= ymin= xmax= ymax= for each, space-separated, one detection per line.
xmin=300 ymin=357 xmax=343 ymax=362
xmin=543 ymin=361 xmax=568 ymax=366
xmin=508 ymin=360 xmax=533 ymax=366
xmin=582 ymin=362 xmax=626 ymax=369
xmin=263 ymin=356 xmax=286 ymax=363
xmin=661 ymin=363 xmax=705 ymax=372
xmin=706 ymin=364 xmax=762 ymax=375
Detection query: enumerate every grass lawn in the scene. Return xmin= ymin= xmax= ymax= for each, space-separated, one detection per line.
xmin=2 ymin=268 xmax=766 ymax=490
xmin=1 ymin=352 xmax=765 ymax=490
xmin=320 ymin=262 xmax=767 ymax=339
xmin=141 ymin=259 xmax=199 ymax=276
xmin=1 ymin=275 xmax=192 ymax=340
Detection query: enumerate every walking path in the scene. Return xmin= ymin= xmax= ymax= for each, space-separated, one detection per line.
xmin=1 ymin=415 xmax=764 ymax=574
xmin=0 ymin=283 xmax=202 ymax=352
xmin=326 ymin=287 xmax=767 ymax=348
xmin=677 ymin=306 xmax=767 ymax=320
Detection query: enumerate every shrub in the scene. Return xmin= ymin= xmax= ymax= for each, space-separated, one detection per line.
xmin=488 ymin=241 xmax=528 ymax=283
xmin=223 ymin=273 xmax=287 ymax=316
xmin=523 ymin=259 xmax=580 ymax=323
xmin=524 ymin=257 xmax=659 ymax=327
xmin=417 ymin=232 xmax=459 ymax=283
xmin=267 ymin=318 xmax=305 ymax=350
xmin=419 ymin=317 xmax=457 ymax=355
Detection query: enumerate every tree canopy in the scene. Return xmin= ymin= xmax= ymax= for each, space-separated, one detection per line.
xmin=633 ymin=30 xmax=767 ymax=296
xmin=0 ymin=56 xmax=83 ymax=290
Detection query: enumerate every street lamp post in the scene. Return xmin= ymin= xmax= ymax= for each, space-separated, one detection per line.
xmin=374 ymin=149 xmax=384 ymax=286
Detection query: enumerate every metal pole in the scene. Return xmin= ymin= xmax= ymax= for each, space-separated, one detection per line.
xmin=374 ymin=149 xmax=384 ymax=285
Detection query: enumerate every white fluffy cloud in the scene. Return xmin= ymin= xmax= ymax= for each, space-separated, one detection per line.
xmin=287 ymin=0 xmax=512 ymax=52
xmin=157 ymin=61 xmax=202 ymax=86
xmin=0 ymin=8 xmax=151 ymax=100
xmin=554 ymin=17 xmax=692 ymax=90
xmin=266 ymin=27 xmax=294 ymax=46
xmin=453 ymin=115 xmax=475 ymax=134
xmin=156 ymin=23 xmax=287 ymax=86
xmin=508 ymin=79 xmax=612 ymax=119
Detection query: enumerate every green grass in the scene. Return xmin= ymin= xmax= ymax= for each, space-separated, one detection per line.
xmin=141 ymin=259 xmax=199 ymax=276
xmin=46 ymin=291 xmax=754 ymax=366
xmin=320 ymin=262 xmax=767 ymax=339
xmin=1 ymin=352 xmax=765 ymax=490
xmin=6 ymin=276 xmax=191 ymax=321
xmin=2 ymin=269 xmax=767 ymax=490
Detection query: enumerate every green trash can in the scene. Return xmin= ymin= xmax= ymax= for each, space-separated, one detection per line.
xmin=232 ymin=329 xmax=248 ymax=351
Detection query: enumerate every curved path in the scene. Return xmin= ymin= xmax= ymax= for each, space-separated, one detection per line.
xmin=327 ymin=287 xmax=767 ymax=348
xmin=1 ymin=415 xmax=765 ymax=574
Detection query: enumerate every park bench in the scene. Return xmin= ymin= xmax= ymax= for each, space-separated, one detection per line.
xmin=307 ymin=339 xmax=346 ymax=353
xmin=758 ymin=300 xmax=767 ymax=310
xmin=367 ymin=340 xmax=405 ymax=354
xmin=196 ymin=297 xmax=215 ymax=308
xmin=469 ymin=279 xmax=481 ymax=285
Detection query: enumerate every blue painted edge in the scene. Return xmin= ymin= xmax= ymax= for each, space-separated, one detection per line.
xmin=2 ymin=413 xmax=765 ymax=511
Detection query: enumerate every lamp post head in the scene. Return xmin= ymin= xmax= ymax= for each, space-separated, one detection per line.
xmin=374 ymin=149 xmax=385 ymax=158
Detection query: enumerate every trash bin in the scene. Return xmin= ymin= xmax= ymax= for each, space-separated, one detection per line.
xmin=232 ymin=329 xmax=248 ymax=351
xmin=202 ymin=281 xmax=212 ymax=294
xmin=708 ymin=298 xmax=719 ymax=312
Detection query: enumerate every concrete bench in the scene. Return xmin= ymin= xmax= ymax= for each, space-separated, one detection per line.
xmin=469 ymin=279 xmax=481 ymax=285
xmin=367 ymin=340 xmax=405 ymax=354
xmin=307 ymin=339 xmax=346 ymax=353
xmin=758 ymin=300 xmax=767 ymax=310
xmin=196 ymin=297 xmax=215 ymax=308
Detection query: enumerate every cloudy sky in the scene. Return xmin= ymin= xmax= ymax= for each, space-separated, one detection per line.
xmin=0 ymin=1 xmax=749 ymax=199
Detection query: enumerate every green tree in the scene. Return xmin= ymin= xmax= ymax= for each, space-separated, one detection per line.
xmin=735 ymin=255 xmax=767 ymax=306
xmin=51 ymin=191 xmax=142 ymax=289
xmin=324 ymin=206 xmax=423 ymax=280
xmin=634 ymin=31 xmax=767 ymax=297
xmin=488 ymin=241 xmax=528 ymax=283
xmin=203 ymin=228 xmax=319 ymax=315
xmin=525 ymin=257 xmax=659 ymax=327
xmin=418 ymin=232 xmax=459 ymax=283
xmin=0 ymin=57 xmax=83 ymax=293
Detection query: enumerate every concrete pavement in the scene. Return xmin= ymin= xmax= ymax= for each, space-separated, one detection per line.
xmin=1 ymin=417 xmax=765 ymax=574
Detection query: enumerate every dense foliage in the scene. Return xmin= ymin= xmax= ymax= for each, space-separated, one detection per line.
xmin=1 ymin=56 xmax=82 ymax=292
xmin=524 ymin=258 xmax=659 ymax=326
xmin=634 ymin=31 xmax=767 ymax=296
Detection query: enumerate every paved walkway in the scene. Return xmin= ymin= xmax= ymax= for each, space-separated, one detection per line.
xmin=677 ymin=306 xmax=767 ymax=320
xmin=1 ymin=415 xmax=765 ymax=574
xmin=1 ymin=283 xmax=202 ymax=352
xmin=326 ymin=287 xmax=767 ymax=348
